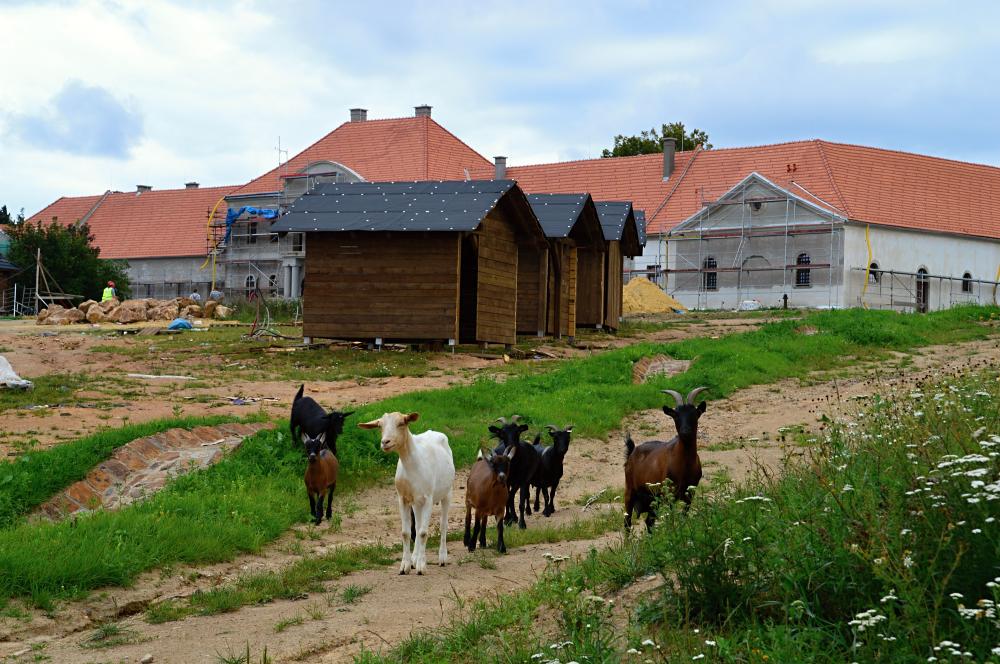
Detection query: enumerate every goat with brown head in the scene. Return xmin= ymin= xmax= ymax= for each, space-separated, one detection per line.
xmin=623 ymin=387 xmax=708 ymax=532
xmin=303 ymin=432 xmax=339 ymax=525
xmin=464 ymin=445 xmax=517 ymax=553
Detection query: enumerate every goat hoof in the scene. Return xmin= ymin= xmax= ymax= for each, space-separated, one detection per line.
xmin=399 ymin=570 xmax=406 ymax=575
xmin=417 ymin=570 xmax=423 ymax=576
xmin=518 ymin=522 xmax=526 ymax=530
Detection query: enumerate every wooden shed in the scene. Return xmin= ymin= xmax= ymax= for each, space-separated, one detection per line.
xmin=271 ymin=180 xmax=546 ymax=345
xmin=595 ymin=201 xmax=643 ymax=330
xmin=519 ymin=194 xmax=605 ymax=338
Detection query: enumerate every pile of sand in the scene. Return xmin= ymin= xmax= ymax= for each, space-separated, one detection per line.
xmin=622 ymin=277 xmax=687 ymax=314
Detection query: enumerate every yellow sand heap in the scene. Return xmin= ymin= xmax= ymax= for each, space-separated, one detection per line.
xmin=622 ymin=277 xmax=687 ymax=314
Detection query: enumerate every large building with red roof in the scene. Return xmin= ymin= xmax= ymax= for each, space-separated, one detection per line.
xmin=27 ymin=106 xmax=1000 ymax=311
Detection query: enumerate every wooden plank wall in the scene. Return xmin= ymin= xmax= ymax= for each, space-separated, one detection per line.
xmin=516 ymin=246 xmax=542 ymax=334
xmin=603 ymin=241 xmax=623 ymax=330
xmin=575 ymin=247 xmax=605 ymax=327
xmin=303 ymin=232 xmax=459 ymax=341
xmin=476 ymin=212 xmax=518 ymax=345
xmin=546 ymin=243 xmax=578 ymax=337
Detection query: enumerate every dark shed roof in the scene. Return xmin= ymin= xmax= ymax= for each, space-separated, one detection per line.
xmin=595 ymin=201 xmax=642 ymax=256
xmin=526 ymin=194 xmax=586 ymax=237
xmin=634 ymin=209 xmax=647 ymax=247
xmin=272 ymin=180 xmax=539 ymax=234
xmin=0 ymin=258 xmax=19 ymax=273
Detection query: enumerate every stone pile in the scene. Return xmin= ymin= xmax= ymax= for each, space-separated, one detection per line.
xmin=37 ymin=297 xmax=233 ymax=325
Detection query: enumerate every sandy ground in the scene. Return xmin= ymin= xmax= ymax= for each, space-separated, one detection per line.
xmin=2 ymin=335 xmax=997 ymax=663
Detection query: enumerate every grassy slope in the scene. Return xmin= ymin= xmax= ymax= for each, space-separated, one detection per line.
xmin=358 ymin=369 xmax=1000 ymax=663
xmin=0 ymin=306 xmax=996 ymax=606
xmin=0 ymin=414 xmax=268 ymax=528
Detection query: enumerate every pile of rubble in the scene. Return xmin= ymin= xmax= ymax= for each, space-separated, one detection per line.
xmin=37 ymin=297 xmax=233 ymax=325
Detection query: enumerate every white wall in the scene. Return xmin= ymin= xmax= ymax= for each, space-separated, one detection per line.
xmin=843 ymin=224 xmax=1000 ymax=311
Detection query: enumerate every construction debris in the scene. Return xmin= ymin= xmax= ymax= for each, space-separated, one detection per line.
xmin=623 ymin=277 xmax=687 ymax=314
xmin=126 ymin=373 xmax=197 ymax=381
xmin=0 ymin=356 xmax=32 ymax=390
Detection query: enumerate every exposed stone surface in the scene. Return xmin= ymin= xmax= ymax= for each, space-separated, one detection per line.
xmin=36 ymin=296 xmax=231 ymax=325
xmin=35 ymin=422 xmax=273 ymax=520
xmin=632 ymin=354 xmax=691 ymax=384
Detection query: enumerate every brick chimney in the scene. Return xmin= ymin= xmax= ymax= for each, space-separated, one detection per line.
xmin=414 ymin=105 xmax=432 ymax=118
xmin=136 ymin=184 xmax=152 ymax=193
xmin=350 ymin=108 xmax=367 ymax=122
xmin=185 ymin=182 xmax=199 ymax=189
xmin=662 ymin=137 xmax=676 ymax=180
xmin=494 ymin=156 xmax=507 ymax=180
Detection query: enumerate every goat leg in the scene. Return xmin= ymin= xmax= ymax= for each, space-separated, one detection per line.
xmin=438 ymin=492 xmax=451 ymax=566
xmin=518 ymin=483 xmax=528 ymax=529
xmin=469 ymin=514 xmax=480 ymax=552
xmin=398 ymin=499 xmax=412 ymax=574
xmin=533 ymin=486 xmax=541 ymax=513
xmin=325 ymin=484 xmax=335 ymax=520
xmin=548 ymin=481 xmax=559 ymax=516
xmin=308 ymin=494 xmax=317 ymax=523
xmin=478 ymin=515 xmax=487 ymax=548
xmin=504 ymin=492 xmax=517 ymax=527
xmin=496 ymin=516 xmax=506 ymax=554
xmin=464 ymin=505 xmax=473 ymax=549
xmin=313 ymin=493 xmax=324 ymax=525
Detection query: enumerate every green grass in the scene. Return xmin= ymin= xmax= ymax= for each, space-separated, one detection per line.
xmin=357 ymin=367 xmax=1000 ymax=663
xmin=1 ymin=306 xmax=996 ymax=607
xmin=337 ymin=583 xmax=374 ymax=605
xmin=0 ymin=413 xmax=268 ymax=528
xmin=79 ymin=623 xmax=147 ymax=649
xmin=0 ymin=372 xmax=90 ymax=413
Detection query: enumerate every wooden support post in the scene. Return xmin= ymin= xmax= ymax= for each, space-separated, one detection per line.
xmin=537 ymin=247 xmax=549 ymax=337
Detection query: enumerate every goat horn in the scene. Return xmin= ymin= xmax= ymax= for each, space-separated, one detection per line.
xmin=661 ymin=389 xmax=684 ymax=408
xmin=686 ymin=386 xmax=710 ymax=405
xmin=494 ymin=416 xmax=508 ymax=425
xmin=545 ymin=424 xmax=558 ymax=431
xmin=510 ymin=414 xmax=522 ymax=423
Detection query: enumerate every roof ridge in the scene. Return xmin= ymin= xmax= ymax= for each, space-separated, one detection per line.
xmin=79 ymin=190 xmax=112 ymax=225
xmin=423 ymin=116 xmax=430 ymax=179
xmin=813 ymin=140 xmax=852 ymax=217
xmin=818 ymin=138 xmax=1000 ymax=172
xmin=424 ymin=117 xmax=492 ymax=168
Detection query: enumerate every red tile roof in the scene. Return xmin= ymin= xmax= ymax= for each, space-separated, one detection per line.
xmin=27 ymin=185 xmax=235 ymax=259
xmin=504 ymin=139 xmax=1000 ymax=240
xmin=233 ymin=116 xmax=492 ymax=195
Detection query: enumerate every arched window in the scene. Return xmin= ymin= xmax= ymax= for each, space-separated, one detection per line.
xmin=703 ymin=256 xmax=718 ymax=291
xmin=868 ymin=262 xmax=880 ymax=285
xmin=269 ymin=274 xmax=278 ymax=294
xmin=795 ymin=253 xmax=811 ymax=287
xmin=962 ymin=272 xmax=973 ymax=293
xmin=245 ymin=274 xmax=256 ymax=298
xmin=916 ymin=268 xmax=929 ymax=313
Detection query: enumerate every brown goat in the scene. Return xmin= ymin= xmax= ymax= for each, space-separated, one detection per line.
xmin=464 ymin=446 xmax=516 ymax=553
xmin=624 ymin=387 xmax=708 ymax=532
xmin=303 ymin=433 xmax=339 ymax=525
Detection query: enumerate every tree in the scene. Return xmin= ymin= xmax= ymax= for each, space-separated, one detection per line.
xmin=5 ymin=221 xmax=130 ymax=301
xmin=0 ymin=205 xmax=24 ymax=225
xmin=601 ymin=122 xmax=712 ymax=158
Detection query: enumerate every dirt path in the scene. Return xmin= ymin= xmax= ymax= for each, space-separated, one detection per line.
xmin=2 ymin=337 xmax=998 ymax=663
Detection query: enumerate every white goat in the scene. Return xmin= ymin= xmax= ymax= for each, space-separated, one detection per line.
xmin=359 ymin=412 xmax=455 ymax=574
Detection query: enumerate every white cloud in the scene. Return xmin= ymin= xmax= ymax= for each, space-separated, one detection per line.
xmin=811 ymin=26 xmax=955 ymax=66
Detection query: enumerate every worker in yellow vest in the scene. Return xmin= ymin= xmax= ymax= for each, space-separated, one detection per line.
xmin=101 ymin=281 xmax=117 ymax=302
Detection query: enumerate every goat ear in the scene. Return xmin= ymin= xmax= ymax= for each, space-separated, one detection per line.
xmin=342 ymin=411 xmax=355 ymax=418
xmin=358 ymin=419 xmax=381 ymax=429
xmin=488 ymin=425 xmax=501 ymax=435
xmin=662 ymin=406 xmax=677 ymax=418
xmin=565 ymin=426 xmax=574 ymax=433
xmin=317 ymin=432 xmax=326 ymax=442
xmin=506 ymin=445 xmax=517 ymax=459
xmin=696 ymin=401 xmax=707 ymax=414
xmin=404 ymin=412 xmax=419 ymax=424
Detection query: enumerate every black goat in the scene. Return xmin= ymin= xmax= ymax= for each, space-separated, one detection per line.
xmin=290 ymin=384 xmax=353 ymax=455
xmin=530 ymin=425 xmax=573 ymax=517
xmin=488 ymin=415 xmax=541 ymax=529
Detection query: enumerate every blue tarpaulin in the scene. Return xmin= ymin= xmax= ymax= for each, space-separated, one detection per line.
xmin=224 ymin=206 xmax=280 ymax=244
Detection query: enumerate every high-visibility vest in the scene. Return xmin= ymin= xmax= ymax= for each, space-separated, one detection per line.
xmin=101 ymin=287 xmax=116 ymax=302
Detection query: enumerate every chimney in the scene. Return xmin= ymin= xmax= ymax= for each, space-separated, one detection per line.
xmin=350 ymin=108 xmax=367 ymax=122
xmin=494 ymin=156 xmax=507 ymax=180
xmin=136 ymin=184 xmax=152 ymax=193
xmin=414 ymin=104 xmax=432 ymax=118
xmin=662 ymin=137 xmax=676 ymax=180
xmin=185 ymin=181 xmax=199 ymax=189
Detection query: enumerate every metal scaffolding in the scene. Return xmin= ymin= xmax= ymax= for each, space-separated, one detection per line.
xmin=851 ymin=267 xmax=1000 ymax=312
xmin=666 ymin=182 xmax=843 ymax=309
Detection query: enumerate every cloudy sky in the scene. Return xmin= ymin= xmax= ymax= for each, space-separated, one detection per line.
xmin=2 ymin=0 xmax=998 ymax=216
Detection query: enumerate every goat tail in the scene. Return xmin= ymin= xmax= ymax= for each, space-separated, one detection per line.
xmin=294 ymin=384 xmax=304 ymax=402
xmin=624 ymin=432 xmax=636 ymax=460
